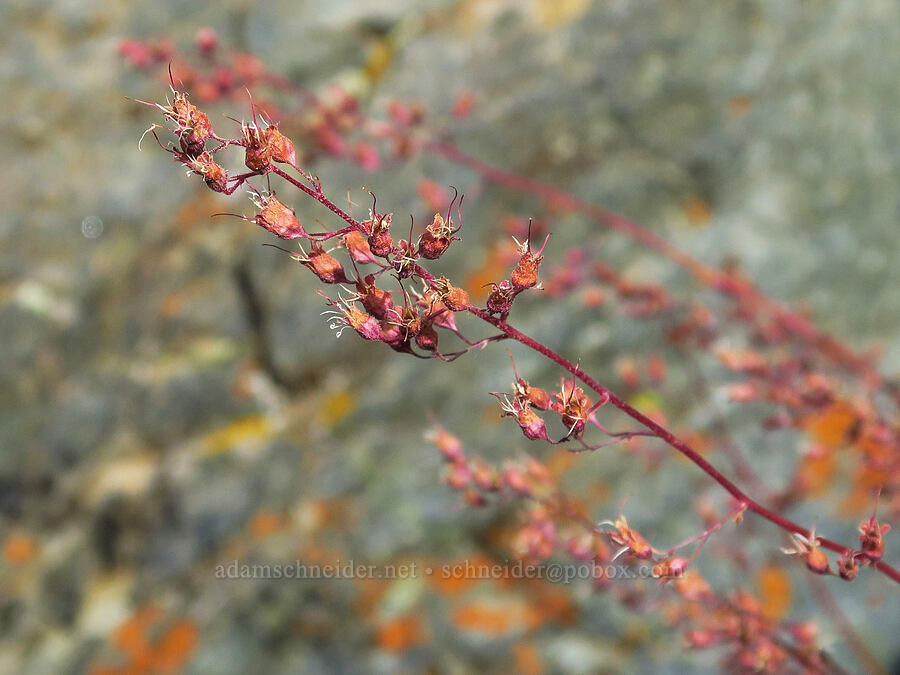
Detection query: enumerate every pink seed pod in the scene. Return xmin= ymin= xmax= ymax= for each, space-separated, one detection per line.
xmin=320 ymin=291 xmax=381 ymax=341
xmin=392 ymin=238 xmax=418 ymax=279
xmin=837 ymin=551 xmax=859 ymax=581
xmin=426 ymin=426 xmax=465 ymax=464
xmin=652 ymin=557 xmax=690 ymax=585
xmin=492 ymin=393 xmax=550 ymax=443
xmin=486 ymin=280 xmax=515 ymax=315
xmin=355 ymin=275 xmax=394 ymax=320
xmin=306 ymin=243 xmax=350 ymax=284
xmin=858 ymin=514 xmax=891 ymax=561
xmin=431 ymin=276 xmax=469 ymax=312
xmin=252 ymin=194 xmax=307 ymax=239
xmin=184 ymin=151 xmax=228 ymax=193
xmin=415 ymin=322 xmax=439 ymax=352
xmin=684 ymin=629 xmax=720 ymax=649
xmin=343 ymin=231 xmax=378 ymax=265
xmin=502 ymin=466 xmax=531 ymax=497
xmin=444 ymin=462 xmax=471 ymax=490
xmin=469 ymin=457 xmax=499 ymax=491
xmin=551 ymin=377 xmax=593 ymax=439
xmin=510 ymin=227 xmax=551 ymax=290
xmin=782 ymin=526 xmax=832 ymax=575
xmin=242 ymin=121 xmax=272 ymax=171
xmin=195 ymin=26 xmax=219 ymax=56
xmin=418 ymin=189 xmax=462 ymax=260
xmin=170 ymin=91 xmax=212 ymax=156
xmin=292 ymin=242 xmax=349 ymax=284
xmin=352 ymin=142 xmax=380 ymax=171
xmin=366 ymin=212 xmax=393 ymax=258
xmin=265 ymin=124 xmax=297 ymax=165
xmin=417 ymin=291 xmax=457 ymax=332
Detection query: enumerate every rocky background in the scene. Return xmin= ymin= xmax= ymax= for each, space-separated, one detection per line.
xmin=2 ymin=0 xmax=899 ymax=672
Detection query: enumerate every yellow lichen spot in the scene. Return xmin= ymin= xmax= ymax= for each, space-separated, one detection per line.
xmin=204 ymin=414 xmax=271 ymax=455
xmin=534 ymin=0 xmax=591 ymax=27
xmin=315 ymin=390 xmax=357 ymax=428
xmin=363 ymin=39 xmax=394 ymax=84
xmin=682 ymin=196 xmax=711 ymax=227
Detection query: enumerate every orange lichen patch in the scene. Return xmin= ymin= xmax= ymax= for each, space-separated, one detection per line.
xmin=355 ymin=577 xmax=389 ymax=615
xmin=728 ymin=95 xmax=752 ymax=117
xmin=314 ymin=390 xmax=357 ymax=428
xmin=794 ymin=450 xmax=837 ymax=496
xmin=756 ymin=564 xmax=793 ymax=621
xmin=103 ymin=610 xmax=199 ymax=675
xmin=452 ymin=600 xmax=516 ymax=637
xmin=428 ymin=568 xmax=478 ymax=596
xmin=840 ymin=467 xmax=892 ymax=515
xmin=150 ymin=620 xmax=199 ymax=673
xmin=319 ymin=497 xmax=359 ymax=532
xmin=512 ymin=641 xmax=545 ymax=675
xmin=465 ymin=245 xmax=508 ymax=302
xmin=158 ymin=292 xmax=186 ymax=318
xmin=528 ymin=586 xmax=578 ymax=626
xmin=803 ymin=402 xmax=858 ymax=449
xmin=375 ymin=613 xmax=427 ymax=652
xmin=248 ymin=509 xmax=286 ymax=538
xmin=3 ymin=531 xmax=38 ymax=564
xmin=682 ymin=196 xmax=711 ymax=227
xmin=112 ymin=605 xmax=163 ymax=661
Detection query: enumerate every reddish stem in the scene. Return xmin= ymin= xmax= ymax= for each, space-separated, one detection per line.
xmin=427 ymin=140 xmax=895 ymax=401
xmin=465 ymin=305 xmax=900 ymax=586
